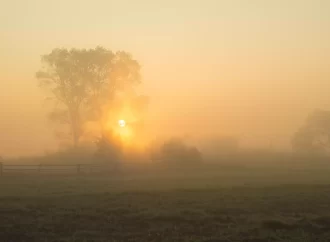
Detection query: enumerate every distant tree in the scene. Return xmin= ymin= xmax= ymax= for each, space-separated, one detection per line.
xmin=159 ymin=138 xmax=203 ymax=165
xmin=201 ymin=136 xmax=239 ymax=155
xmin=292 ymin=110 xmax=330 ymax=154
xmin=94 ymin=130 xmax=123 ymax=165
xmin=36 ymin=47 xmax=141 ymax=147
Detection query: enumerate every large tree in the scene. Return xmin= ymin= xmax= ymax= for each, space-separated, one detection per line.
xmin=36 ymin=47 xmax=141 ymax=147
xmin=292 ymin=110 xmax=330 ymax=154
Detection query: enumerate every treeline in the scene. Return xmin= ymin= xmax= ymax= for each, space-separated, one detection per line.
xmin=32 ymin=46 xmax=330 ymax=165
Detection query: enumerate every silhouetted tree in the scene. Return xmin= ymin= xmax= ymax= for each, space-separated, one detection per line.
xmin=160 ymin=138 xmax=203 ymax=165
xmin=36 ymin=47 xmax=141 ymax=147
xmin=201 ymin=136 xmax=239 ymax=155
xmin=95 ymin=130 xmax=123 ymax=166
xmin=292 ymin=110 xmax=330 ymax=154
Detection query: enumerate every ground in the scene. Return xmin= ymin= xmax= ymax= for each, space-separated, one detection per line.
xmin=1 ymin=163 xmax=330 ymax=242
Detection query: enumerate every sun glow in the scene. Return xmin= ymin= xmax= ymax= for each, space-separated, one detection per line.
xmin=116 ymin=119 xmax=133 ymax=143
xmin=118 ymin=119 xmax=126 ymax=128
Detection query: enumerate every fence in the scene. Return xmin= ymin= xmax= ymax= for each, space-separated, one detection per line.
xmin=0 ymin=162 xmax=117 ymax=176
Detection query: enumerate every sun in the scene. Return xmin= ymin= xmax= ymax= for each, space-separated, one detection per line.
xmin=118 ymin=119 xmax=126 ymax=128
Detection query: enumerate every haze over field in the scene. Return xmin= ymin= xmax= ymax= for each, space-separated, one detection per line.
xmin=1 ymin=0 xmax=330 ymax=156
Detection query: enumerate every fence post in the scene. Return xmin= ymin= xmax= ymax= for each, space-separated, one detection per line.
xmin=77 ymin=164 xmax=81 ymax=174
xmin=0 ymin=162 xmax=3 ymax=177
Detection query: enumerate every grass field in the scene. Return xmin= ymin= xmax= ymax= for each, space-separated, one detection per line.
xmin=1 ymin=162 xmax=330 ymax=242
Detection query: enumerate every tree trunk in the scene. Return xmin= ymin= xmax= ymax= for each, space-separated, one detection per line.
xmin=69 ymin=107 xmax=81 ymax=148
xmin=73 ymin=130 xmax=80 ymax=148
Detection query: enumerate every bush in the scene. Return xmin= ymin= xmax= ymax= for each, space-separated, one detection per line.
xmin=154 ymin=138 xmax=203 ymax=165
xmin=94 ymin=132 xmax=123 ymax=164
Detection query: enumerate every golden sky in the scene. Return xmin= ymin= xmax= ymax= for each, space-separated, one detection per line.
xmin=1 ymin=0 xmax=330 ymax=156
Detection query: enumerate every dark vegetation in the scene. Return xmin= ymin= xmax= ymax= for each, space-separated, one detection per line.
xmin=3 ymin=144 xmax=330 ymax=241
xmin=292 ymin=109 xmax=330 ymax=154
xmin=3 ymin=141 xmax=330 ymax=241
xmin=2 ymin=171 xmax=330 ymax=242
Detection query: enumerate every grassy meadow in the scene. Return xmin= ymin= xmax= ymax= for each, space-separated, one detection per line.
xmin=1 ymin=152 xmax=330 ymax=241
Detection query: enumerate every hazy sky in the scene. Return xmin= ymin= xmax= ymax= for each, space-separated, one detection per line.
xmin=1 ymin=0 xmax=330 ymax=156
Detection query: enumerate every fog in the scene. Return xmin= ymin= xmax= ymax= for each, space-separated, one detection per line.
xmin=1 ymin=0 xmax=330 ymax=157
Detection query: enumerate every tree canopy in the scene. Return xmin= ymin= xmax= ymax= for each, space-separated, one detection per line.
xmin=292 ymin=110 xmax=330 ymax=154
xmin=36 ymin=47 xmax=141 ymax=147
